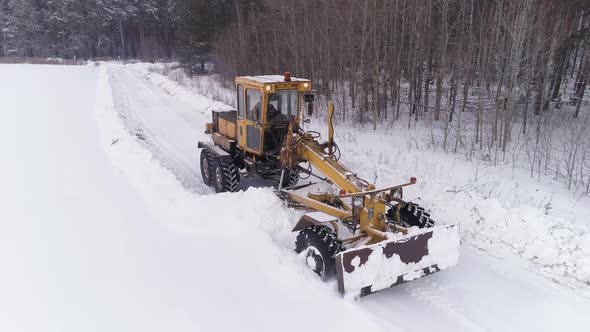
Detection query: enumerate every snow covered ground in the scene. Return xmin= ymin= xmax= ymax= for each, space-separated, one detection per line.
xmin=1 ymin=62 xmax=590 ymax=331
xmin=135 ymin=62 xmax=590 ymax=287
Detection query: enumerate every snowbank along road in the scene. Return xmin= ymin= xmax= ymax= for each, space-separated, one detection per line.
xmin=1 ymin=62 xmax=589 ymax=332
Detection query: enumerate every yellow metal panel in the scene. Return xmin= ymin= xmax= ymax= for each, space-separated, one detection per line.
xmin=212 ymin=133 xmax=233 ymax=152
xmin=297 ymin=139 xmax=362 ymax=193
xmin=237 ymin=122 xmax=246 ymax=148
xmin=205 ymin=122 xmax=214 ymax=134
xmin=218 ymin=118 xmax=236 ymax=140
xmin=284 ymin=191 xmax=352 ymax=220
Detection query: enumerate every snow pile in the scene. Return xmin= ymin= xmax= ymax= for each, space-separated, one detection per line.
xmin=463 ymin=198 xmax=590 ymax=283
xmin=141 ymin=62 xmax=235 ymax=106
xmin=304 ymin=124 xmax=590 ymax=286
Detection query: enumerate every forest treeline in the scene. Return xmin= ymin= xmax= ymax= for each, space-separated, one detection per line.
xmin=211 ymin=0 xmax=590 ymax=195
xmin=0 ymin=0 xmax=177 ymax=59
xmin=2 ymin=0 xmax=590 ymax=192
xmin=0 ymin=0 xmax=239 ymax=64
xmin=214 ymin=1 xmax=590 ymax=125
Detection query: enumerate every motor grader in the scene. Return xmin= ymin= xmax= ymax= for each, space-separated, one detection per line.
xmin=198 ymin=72 xmax=460 ymax=298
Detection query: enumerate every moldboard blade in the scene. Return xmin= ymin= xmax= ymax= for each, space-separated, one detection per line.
xmin=335 ymin=224 xmax=460 ymax=298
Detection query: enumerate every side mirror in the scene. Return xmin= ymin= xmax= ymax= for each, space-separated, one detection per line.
xmin=304 ymin=93 xmax=315 ymax=116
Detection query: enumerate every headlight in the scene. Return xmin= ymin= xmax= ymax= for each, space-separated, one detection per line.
xmin=302 ymin=82 xmax=311 ymax=91
xmin=264 ymin=84 xmax=275 ymax=93
xmin=352 ymin=196 xmax=364 ymax=208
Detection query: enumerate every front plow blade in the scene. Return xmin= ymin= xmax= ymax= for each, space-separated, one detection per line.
xmin=335 ymin=224 xmax=460 ymax=298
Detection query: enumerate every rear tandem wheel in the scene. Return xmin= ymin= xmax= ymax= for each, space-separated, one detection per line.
xmin=200 ymin=150 xmax=213 ymax=186
xmin=211 ymin=158 xmax=240 ymax=193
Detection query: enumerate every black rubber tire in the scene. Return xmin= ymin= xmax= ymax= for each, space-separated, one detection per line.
xmin=295 ymin=225 xmax=344 ymax=280
xmin=200 ymin=150 xmax=213 ymax=186
xmin=399 ymin=203 xmax=435 ymax=228
xmin=212 ymin=158 xmax=240 ymax=193
xmin=280 ymin=169 xmax=299 ymax=188
xmin=288 ymin=171 xmax=299 ymax=186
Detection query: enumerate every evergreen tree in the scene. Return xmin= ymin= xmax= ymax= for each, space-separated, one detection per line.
xmin=0 ymin=0 xmax=178 ymax=60
xmin=2 ymin=0 xmax=40 ymax=57
xmin=175 ymin=0 xmax=233 ymax=72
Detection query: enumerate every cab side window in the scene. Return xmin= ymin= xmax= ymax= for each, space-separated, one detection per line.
xmin=237 ymin=84 xmax=245 ymax=118
xmin=246 ymin=89 xmax=262 ymax=121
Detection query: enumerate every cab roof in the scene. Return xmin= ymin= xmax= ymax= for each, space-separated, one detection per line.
xmin=236 ymin=75 xmax=310 ymax=86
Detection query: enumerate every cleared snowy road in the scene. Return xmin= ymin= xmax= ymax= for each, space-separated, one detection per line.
xmin=1 ymin=63 xmax=589 ymax=332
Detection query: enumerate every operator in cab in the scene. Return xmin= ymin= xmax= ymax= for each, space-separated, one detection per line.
xmin=266 ymin=91 xmax=298 ymax=123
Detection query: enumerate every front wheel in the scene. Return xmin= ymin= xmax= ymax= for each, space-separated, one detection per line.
xmin=295 ymin=225 xmax=344 ymax=279
xmin=280 ymin=169 xmax=299 ymax=188
xmin=388 ymin=203 xmax=435 ymax=228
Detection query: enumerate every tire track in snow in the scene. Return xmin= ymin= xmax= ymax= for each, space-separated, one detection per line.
xmin=107 ymin=65 xmax=210 ymax=194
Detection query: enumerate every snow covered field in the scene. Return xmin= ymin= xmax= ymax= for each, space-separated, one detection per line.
xmin=2 ymin=63 xmax=590 ymax=331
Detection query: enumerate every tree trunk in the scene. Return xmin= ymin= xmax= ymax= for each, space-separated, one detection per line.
xmin=119 ymin=19 xmax=126 ymax=59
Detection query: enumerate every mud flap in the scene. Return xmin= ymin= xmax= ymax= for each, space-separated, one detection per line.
xmin=335 ymin=224 xmax=460 ymax=298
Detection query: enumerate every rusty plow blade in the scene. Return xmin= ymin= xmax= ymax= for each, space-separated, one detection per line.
xmin=335 ymin=224 xmax=460 ymax=298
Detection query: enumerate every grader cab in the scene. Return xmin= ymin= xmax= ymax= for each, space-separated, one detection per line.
xmin=198 ymin=72 xmax=460 ymax=298
xmin=199 ymin=73 xmax=312 ymax=191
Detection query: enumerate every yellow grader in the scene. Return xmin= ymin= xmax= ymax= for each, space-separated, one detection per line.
xmin=198 ymin=72 xmax=460 ymax=298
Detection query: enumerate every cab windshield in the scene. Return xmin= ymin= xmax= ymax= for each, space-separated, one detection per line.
xmin=267 ymin=90 xmax=299 ymax=123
